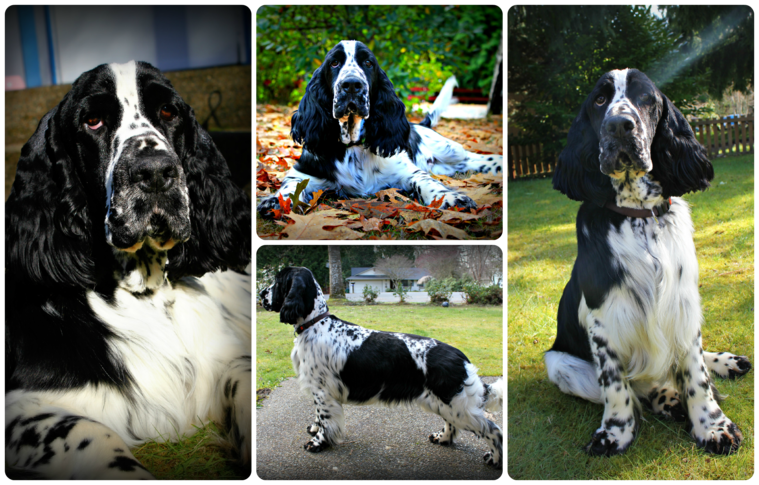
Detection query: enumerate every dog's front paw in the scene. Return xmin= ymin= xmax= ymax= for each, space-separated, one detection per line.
xmin=304 ymin=438 xmax=330 ymax=453
xmin=429 ymin=431 xmax=452 ymax=446
xmin=584 ymin=426 xmax=634 ymax=456
xmin=695 ymin=420 xmax=742 ymax=455
xmin=303 ymin=424 xmax=330 ymax=451
xmin=440 ymin=194 xmax=477 ymax=211
xmin=257 ymin=197 xmax=279 ymax=219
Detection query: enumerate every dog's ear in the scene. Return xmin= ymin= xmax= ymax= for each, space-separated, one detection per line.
xmin=271 ymin=267 xmax=319 ymax=325
xmin=291 ymin=66 xmax=340 ymax=152
xmin=363 ymin=67 xmax=411 ymax=158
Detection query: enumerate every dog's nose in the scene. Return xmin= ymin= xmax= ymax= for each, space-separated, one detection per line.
xmin=340 ymin=77 xmax=365 ymax=95
xmin=129 ymin=155 xmax=179 ymax=193
xmin=603 ymin=115 xmax=636 ymax=139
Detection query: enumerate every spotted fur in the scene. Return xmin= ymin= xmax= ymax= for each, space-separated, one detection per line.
xmin=260 ymin=267 xmax=503 ymax=468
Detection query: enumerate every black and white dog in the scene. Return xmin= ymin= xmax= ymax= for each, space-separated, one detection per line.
xmin=260 ymin=267 xmax=504 ymax=468
xmin=6 ymin=61 xmax=252 ymax=478
xmin=546 ymin=68 xmax=751 ymax=456
xmin=257 ymin=40 xmax=502 ymax=217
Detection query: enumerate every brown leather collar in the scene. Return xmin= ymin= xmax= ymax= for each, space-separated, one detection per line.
xmin=295 ymin=311 xmax=330 ymax=335
xmin=605 ymin=198 xmax=672 ymax=220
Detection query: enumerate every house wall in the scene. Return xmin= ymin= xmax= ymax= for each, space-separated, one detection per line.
xmin=350 ymin=280 xmax=389 ymax=294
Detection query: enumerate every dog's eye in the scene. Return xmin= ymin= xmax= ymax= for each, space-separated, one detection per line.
xmin=595 ymin=96 xmax=606 ymax=106
xmin=85 ymin=116 xmax=103 ymax=130
xmin=639 ymin=93 xmax=650 ymax=102
xmin=330 ymin=61 xmax=340 ymax=69
xmin=160 ymin=105 xmax=177 ymax=122
xmin=364 ymin=60 xmax=372 ymax=67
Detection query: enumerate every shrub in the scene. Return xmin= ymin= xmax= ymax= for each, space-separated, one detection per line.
xmin=362 ymin=285 xmax=379 ymax=304
xmin=425 ymin=278 xmax=454 ymax=303
xmin=392 ymin=284 xmax=408 ymax=303
xmin=464 ymin=283 xmax=503 ymax=305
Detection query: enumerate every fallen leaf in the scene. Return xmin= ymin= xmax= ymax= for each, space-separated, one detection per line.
xmin=280 ymin=213 xmax=363 ymax=240
xmin=405 ymin=219 xmax=470 ymax=239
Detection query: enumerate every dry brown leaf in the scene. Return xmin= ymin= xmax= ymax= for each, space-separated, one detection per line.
xmin=438 ymin=210 xmax=485 ymax=223
xmin=460 ymin=186 xmax=502 ymax=206
xmin=280 ymin=213 xmax=362 ymax=240
xmin=405 ymin=219 xmax=469 ymax=239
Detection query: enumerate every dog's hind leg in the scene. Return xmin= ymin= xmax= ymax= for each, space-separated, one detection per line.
xmin=703 ymin=351 xmax=752 ymax=379
xmin=413 ymin=125 xmax=503 ymax=176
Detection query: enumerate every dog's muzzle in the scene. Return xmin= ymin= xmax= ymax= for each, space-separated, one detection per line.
xmin=334 ymin=76 xmax=369 ymax=144
xmin=599 ymin=113 xmax=652 ymax=176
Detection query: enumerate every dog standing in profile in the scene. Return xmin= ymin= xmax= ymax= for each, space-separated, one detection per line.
xmin=260 ymin=267 xmax=503 ymax=468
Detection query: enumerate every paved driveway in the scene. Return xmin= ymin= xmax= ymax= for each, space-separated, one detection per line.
xmin=256 ymin=377 xmax=503 ymax=480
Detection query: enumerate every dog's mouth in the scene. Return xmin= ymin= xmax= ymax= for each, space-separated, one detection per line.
xmin=599 ymin=144 xmax=652 ymax=177
xmin=107 ymin=208 xmax=191 ymax=253
xmin=338 ymin=112 xmax=366 ymax=144
xmin=345 ymin=101 xmax=358 ymax=113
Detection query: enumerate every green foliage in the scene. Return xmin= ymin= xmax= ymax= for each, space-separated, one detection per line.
xmin=506 ymin=4 xmax=710 ymax=159
xmin=464 ymin=284 xmax=506 ymax=305
xmin=393 ymin=286 xmax=407 ymax=302
xmin=425 ymin=276 xmax=477 ymax=303
xmin=362 ymin=285 xmax=379 ymax=304
xmin=257 ymin=5 xmax=502 ymax=106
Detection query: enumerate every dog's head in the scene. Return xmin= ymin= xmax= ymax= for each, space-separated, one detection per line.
xmin=260 ymin=267 xmax=319 ymax=324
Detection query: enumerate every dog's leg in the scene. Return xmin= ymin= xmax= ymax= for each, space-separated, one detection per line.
xmin=583 ymin=318 xmax=638 ymax=456
xmin=304 ymin=390 xmax=345 ymax=453
xmin=480 ymin=420 xmax=504 ymax=469
xmin=679 ymin=333 xmax=742 ymax=454
xmin=440 ymin=410 xmax=505 ymax=469
xmin=6 ymin=402 xmax=154 ymax=479
xmin=212 ymin=356 xmax=252 ymax=471
xmin=437 ymin=390 xmax=502 ymax=467
xmin=414 ymin=125 xmax=503 ymax=176
xmin=395 ymin=158 xmax=477 ymax=210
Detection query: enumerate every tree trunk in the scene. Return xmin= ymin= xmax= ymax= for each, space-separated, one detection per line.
xmin=328 ymin=246 xmax=346 ymax=299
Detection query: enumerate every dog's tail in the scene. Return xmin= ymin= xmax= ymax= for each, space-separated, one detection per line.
xmin=420 ymin=76 xmax=457 ymax=128
xmin=483 ymin=378 xmax=504 ymax=413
